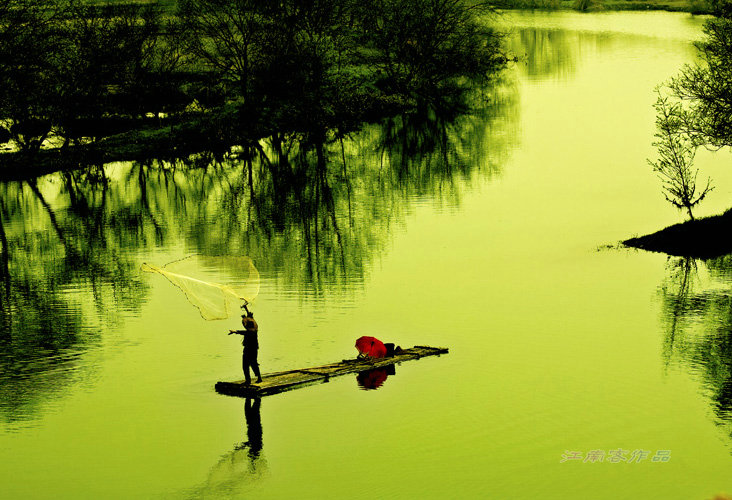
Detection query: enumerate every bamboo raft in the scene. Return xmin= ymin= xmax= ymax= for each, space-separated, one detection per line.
xmin=215 ymin=345 xmax=448 ymax=397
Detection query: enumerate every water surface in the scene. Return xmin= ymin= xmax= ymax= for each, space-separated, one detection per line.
xmin=2 ymin=10 xmax=732 ymax=499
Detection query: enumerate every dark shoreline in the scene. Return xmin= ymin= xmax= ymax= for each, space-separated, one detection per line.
xmin=0 ymin=118 xmax=227 ymax=181
xmin=623 ymin=209 xmax=732 ymax=258
xmin=0 ymin=96 xmax=411 ymax=182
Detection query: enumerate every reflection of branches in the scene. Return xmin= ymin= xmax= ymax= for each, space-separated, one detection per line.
xmin=511 ymin=28 xmax=580 ymax=81
xmin=366 ymin=98 xmax=508 ymax=206
xmin=0 ymin=177 xmax=149 ymax=423
xmin=0 ymin=202 xmax=9 ymax=302
xmin=661 ymin=257 xmax=698 ymax=366
xmin=29 ymin=180 xmax=72 ymax=251
xmin=658 ymin=254 xmax=732 ymax=445
xmin=339 ymin=135 xmax=353 ymax=224
xmin=136 ymin=162 xmax=165 ymax=243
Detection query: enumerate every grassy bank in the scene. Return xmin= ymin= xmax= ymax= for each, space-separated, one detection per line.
xmin=623 ymin=209 xmax=732 ymax=258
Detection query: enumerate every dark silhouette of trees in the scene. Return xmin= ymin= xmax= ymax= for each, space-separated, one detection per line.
xmin=0 ymin=0 xmax=508 ymax=171
xmin=668 ymin=5 xmax=732 ymax=150
xmin=177 ymin=0 xmax=268 ymax=107
xmin=176 ymin=0 xmax=507 ymax=131
xmin=0 ymin=0 xmax=69 ymax=151
xmin=353 ymin=0 xmax=506 ymax=102
xmin=0 ymin=0 xmax=191 ymax=152
xmin=57 ymin=3 xmax=165 ymax=143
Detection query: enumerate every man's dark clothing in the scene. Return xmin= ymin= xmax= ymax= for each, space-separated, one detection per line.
xmin=238 ymin=318 xmax=261 ymax=383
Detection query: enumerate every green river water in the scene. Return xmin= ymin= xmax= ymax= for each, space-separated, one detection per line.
xmin=2 ymin=10 xmax=732 ymax=499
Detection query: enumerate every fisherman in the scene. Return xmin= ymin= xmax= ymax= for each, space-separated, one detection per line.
xmin=229 ymin=310 xmax=262 ymax=385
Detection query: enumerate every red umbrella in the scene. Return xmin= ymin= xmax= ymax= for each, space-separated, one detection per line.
xmin=355 ymin=336 xmax=387 ymax=358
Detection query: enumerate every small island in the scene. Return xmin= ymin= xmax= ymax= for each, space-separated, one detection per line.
xmin=624 ymin=209 xmax=732 ymax=258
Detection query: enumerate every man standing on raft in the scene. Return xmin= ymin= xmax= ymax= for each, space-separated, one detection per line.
xmin=229 ymin=308 xmax=262 ymax=385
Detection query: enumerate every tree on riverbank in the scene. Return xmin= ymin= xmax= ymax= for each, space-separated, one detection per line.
xmin=646 ymin=1 xmax=731 ymax=220
xmin=0 ymin=0 xmax=186 ymax=152
xmin=627 ymin=4 xmax=731 ymax=254
xmin=57 ymin=2 xmax=182 ymax=144
xmin=0 ymin=0 xmax=69 ymax=151
xmin=177 ymin=0 xmax=507 ymax=130
xmin=648 ymin=91 xmax=712 ymax=220
xmin=353 ymin=0 xmax=506 ymax=102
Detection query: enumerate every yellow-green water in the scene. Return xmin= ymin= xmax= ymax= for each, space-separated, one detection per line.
xmin=2 ymin=10 xmax=732 ymax=499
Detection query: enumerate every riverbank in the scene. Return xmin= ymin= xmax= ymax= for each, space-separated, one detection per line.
xmin=0 ymin=93 xmax=413 ymax=182
xmin=598 ymin=0 xmax=708 ymax=12
xmin=0 ymin=119 xmax=223 ymax=181
xmin=623 ymin=209 xmax=732 ymax=258
xmin=494 ymin=0 xmax=710 ymax=14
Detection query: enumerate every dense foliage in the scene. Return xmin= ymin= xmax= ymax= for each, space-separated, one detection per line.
xmin=0 ymin=0 xmax=507 ymax=157
xmin=669 ymin=3 xmax=732 ymax=150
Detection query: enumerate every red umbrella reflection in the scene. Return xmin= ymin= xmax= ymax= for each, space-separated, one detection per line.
xmin=355 ymin=336 xmax=387 ymax=358
xmin=357 ymin=368 xmax=389 ymax=390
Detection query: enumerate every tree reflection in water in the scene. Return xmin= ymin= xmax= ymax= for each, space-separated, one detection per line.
xmin=0 ymin=94 xmax=517 ymax=425
xmin=0 ymin=173 xmax=148 ymax=425
xmin=510 ymin=27 xmax=581 ymax=81
xmin=659 ymin=254 xmax=732 ymax=440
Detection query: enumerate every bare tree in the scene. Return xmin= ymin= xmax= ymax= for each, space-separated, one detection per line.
xmin=648 ymin=90 xmax=713 ymax=221
xmin=178 ymin=0 xmax=269 ymax=105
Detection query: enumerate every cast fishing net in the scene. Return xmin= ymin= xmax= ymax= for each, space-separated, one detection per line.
xmin=141 ymin=256 xmax=260 ymax=320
